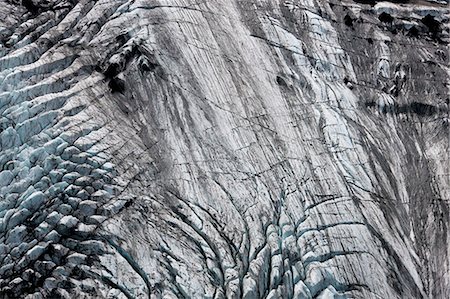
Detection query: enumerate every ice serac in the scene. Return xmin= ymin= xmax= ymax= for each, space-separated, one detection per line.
xmin=0 ymin=0 xmax=448 ymax=298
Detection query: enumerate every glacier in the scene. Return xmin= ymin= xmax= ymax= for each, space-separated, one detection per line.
xmin=0 ymin=0 xmax=449 ymax=298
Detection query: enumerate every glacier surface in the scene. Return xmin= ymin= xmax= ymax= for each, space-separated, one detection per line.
xmin=0 ymin=0 xmax=449 ymax=298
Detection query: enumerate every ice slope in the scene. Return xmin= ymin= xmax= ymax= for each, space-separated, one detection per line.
xmin=0 ymin=0 xmax=448 ymax=298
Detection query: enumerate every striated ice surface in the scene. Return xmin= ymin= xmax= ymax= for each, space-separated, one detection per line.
xmin=0 ymin=0 xmax=448 ymax=298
